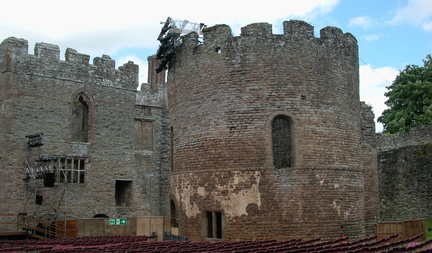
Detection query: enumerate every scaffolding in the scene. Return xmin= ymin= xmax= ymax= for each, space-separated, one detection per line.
xmin=22 ymin=154 xmax=69 ymax=238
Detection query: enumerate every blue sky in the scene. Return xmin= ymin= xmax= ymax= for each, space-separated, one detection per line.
xmin=1 ymin=0 xmax=431 ymax=132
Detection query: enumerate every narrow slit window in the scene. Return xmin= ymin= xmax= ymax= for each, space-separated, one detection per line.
xmin=272 ymin=115 xmax=292 ymax=168
xmin=170 ymin=126 xmax=174 ymax=171
xmin=72 ymin=95 xmax=89 ymax=142
xmin=170 ymin=200 xmax=178 ymax=228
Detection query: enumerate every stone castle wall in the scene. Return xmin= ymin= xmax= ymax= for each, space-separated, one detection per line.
xmin=0 ymin=19 xmax=385 ymax=241
xmin=168 ymin=20 xmax=376 ymax=241
xmin=377 ymin=126 xmax=432 ymax=152
xmin=0 ymin=37 xmax=171 ymax=220
xmin=377 ymin=126 xmax=432 ymax=221
xmin=360 ymin=102 xmax=380 ymax=234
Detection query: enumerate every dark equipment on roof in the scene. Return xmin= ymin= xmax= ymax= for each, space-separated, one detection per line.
xmin=155 ymin=17 xmax=205 ymax=73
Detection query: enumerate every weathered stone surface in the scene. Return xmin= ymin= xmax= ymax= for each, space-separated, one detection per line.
xmin=168 ymin=20 xmax=376 ymax=241
xmin=377 ymin=126 xmax=432 ymax=152
xmin=0 ymin=37 xmax=170 ymax=219
xmin=378 ymin=126 xmax=432 ymax=222
xmin=0 ymin=19 xmax=386 ymax=242
xmin=360 ymin=102 xmax=380 ymax=235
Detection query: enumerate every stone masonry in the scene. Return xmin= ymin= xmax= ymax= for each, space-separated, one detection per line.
xmin=0 ymin=19 xmax=384 ymax=242
xmin=0 ymin=37 xmax=171 ymax=221
xmin=168 ymin=20 xmax=378 ymax=241
xmin=377 ymin=126 xmax=432 ymax=222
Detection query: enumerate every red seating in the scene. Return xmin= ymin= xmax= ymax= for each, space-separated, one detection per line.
xmin=1 ymin=234 xmax=431 ymax=253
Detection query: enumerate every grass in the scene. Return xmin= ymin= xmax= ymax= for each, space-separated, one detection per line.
xmin=426 ymin=220 xmax=432 ymax=240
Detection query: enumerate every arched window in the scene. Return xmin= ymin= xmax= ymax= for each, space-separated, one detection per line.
xmin=272 ymin=115 xmax=292 ymax=168
xmin=72 ymin=94 xmax=90 ymax=142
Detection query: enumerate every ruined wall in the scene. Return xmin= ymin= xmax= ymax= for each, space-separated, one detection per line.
xmin=377 ymin=126 xmax=432 ymax=152
xmin=360 ymin=102 xmax=379 ymax=234
xmin=168 ymin=20 xmax=373 ymax=241
xmin=0 ymin=37 xmax=170 ymax=220
xmin=377 ymin=126 xmax=432 ymax=221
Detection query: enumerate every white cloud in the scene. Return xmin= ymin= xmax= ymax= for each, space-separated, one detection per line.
xmin=390 ymin=0 xmax=432 ymax=31
xmin=362 ymin=34 xmax=380 ymax=41
xmin=1 ymin=0 xmax=340 ymax=38
xmin=359 ymin=64 xmax=399 ymax=132
xmin=348 ymin=16 xmax=377 ymax=30
xmin=1 ymin=0 xmax=340 ymax=86
xmin=424 ymin=22 xmax=432 ymax=31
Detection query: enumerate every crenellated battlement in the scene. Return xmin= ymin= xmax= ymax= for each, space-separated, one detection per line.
xmin=179 ymin=20 xmax=357 ymax=58
xmin=282 ymin=20 xmax=314 ymax=38
xmin=65 ymin=48 xmax=90 ymax=65
xmin=34 ymin=41 xmax=60 ymax=60
xmin=0 ymin=37 xmax=139 ymax=90
xmin=172 ymin=20 xmax=359 ymax=109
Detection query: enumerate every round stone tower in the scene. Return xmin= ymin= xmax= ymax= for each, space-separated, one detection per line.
xmin=168 ymin=20 xmax=365 ymax=241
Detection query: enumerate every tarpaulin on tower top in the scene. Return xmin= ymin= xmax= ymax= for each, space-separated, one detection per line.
xmin=155 ymin=17 xmax=205 ymax=73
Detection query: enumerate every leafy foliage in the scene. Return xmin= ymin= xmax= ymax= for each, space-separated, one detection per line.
xmin=378 ymin=54 xmax=432 ymax=133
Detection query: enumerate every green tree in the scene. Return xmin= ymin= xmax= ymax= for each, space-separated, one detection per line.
xmin=378 ymin=54 xmax=432 ymax=134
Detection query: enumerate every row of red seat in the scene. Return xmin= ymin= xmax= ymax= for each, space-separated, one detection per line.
xmin=1 ymin=233 xmax=432 ymax=253
xmin=0 ymin=234 xmax=154 ymax=246
xmin=0 ymin=235 xmax=155 ymax=252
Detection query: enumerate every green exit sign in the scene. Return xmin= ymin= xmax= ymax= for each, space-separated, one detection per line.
xmin=108 ymin=218 xmax=127 ymax=225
